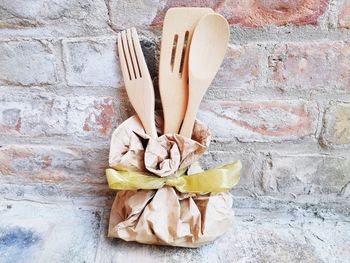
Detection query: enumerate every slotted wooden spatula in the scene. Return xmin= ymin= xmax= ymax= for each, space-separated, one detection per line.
xmin=159 ymin=7 xmax=213 ymax=135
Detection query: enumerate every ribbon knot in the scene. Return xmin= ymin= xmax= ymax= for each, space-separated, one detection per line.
xmin=164 ymin=177 xmax=185 ymax=188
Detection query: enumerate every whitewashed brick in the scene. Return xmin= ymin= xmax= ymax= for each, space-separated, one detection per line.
xmin=321 ymin=103 xmax=350 ymax=147
xmin=0 ymin=40 xmax=57 ymax=85
xmin=63 ymin=39 xmax=122 ymax=87
xmin=262 ymin=154 xmax=350 ymax=197
xmin=0 ymin=0 xmax=110 ymax=37
xmin=109 ymin=0 xmax=160 ymax=30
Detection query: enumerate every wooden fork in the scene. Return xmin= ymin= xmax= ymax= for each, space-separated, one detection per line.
xmin=117 ymin=28 xmax=158 ymax=138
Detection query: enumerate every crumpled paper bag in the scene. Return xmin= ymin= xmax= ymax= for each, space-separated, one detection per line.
xmin=107 ymin=114 xmax=234 ymax=247
xmin=109 ymin=113 xmax=211 ymax=177
xmin=108 ymin=188 xmax=234 ymax=247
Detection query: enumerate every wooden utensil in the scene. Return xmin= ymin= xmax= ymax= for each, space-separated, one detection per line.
xmin=159 ymin=7 xmax=213 ymax=135
xmin=117 ymin=28 xmax=158 ymax=138
xmin=180 ymin=13 xmax=230 ymax=138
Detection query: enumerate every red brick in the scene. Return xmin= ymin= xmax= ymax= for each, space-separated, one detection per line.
xmin=0 ymin=93 xmax=120 ymax=139
xmin=269 ymin=42 xmax=350 ymax=92
xmin=338 ymin=0 xmax=350 ymax=28
xmin=0 ymin=145 xmax=108 ymax=184
xmin=73 ymin=97 xmax=117 ymax=137
xmin=151 ymin=0 xmax=329 ymax=27
xmin=212 ymin=44 xmax=262 ymax=89
xmin=151 ymin=1 xmax=221 ymax=26
xmin=198 ymin=100 xmax=318 ymax=142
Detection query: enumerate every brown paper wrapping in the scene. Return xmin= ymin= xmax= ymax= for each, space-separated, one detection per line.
xmin=109 ymin=114 xmax=211 ymax=177
xmin=107 ymin=114 xmax=235 ymax=247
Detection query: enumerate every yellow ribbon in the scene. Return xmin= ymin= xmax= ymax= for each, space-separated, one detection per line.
xmin=106 ymin=160 xmax=241 ymax=193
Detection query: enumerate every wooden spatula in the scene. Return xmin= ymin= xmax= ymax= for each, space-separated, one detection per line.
xmin=117 ymin=28 xmax=158 ymax=138
xmin=180 ymin=13 xmax=230 ymax=138
xmin=159 ymin=7 xmax=213 ymax=135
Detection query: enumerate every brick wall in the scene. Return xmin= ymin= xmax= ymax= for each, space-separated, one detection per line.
xmin=1 ymin=0 xmax=349 ymax=204
xmin=0 ymin=1 xmax=350 ymax=261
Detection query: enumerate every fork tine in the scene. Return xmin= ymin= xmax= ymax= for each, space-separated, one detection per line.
xmin=117 ymin=33 xmax=131 ymax=81
xmin=131 ymin=27 xmax=150 ymax=77
xmin=121 ymin=30 xmax=136 ymax=80
xmin=126 ymin=28 xmax=141 ymax=79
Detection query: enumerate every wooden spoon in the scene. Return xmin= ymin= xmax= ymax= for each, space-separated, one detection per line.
xmin=159 ymin=7 xmax=213 ymax=135
xmin=179 ymin=13 xmax=230 ymax=138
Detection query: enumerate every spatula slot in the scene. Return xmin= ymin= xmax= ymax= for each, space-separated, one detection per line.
xmin=179 ymin=31 xmax=189 ymax=76
xmin=170 ymin=34 xmax=178 ymax=72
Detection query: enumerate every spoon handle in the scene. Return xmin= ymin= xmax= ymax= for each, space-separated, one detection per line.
xmin=179 ymin=93 xmax=202 ymax=138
